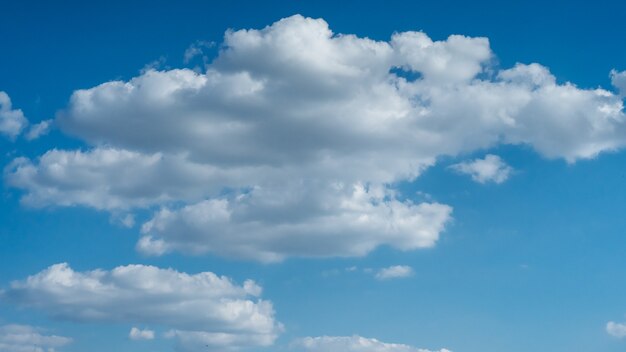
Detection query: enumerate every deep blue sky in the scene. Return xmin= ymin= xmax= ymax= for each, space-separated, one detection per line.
xmin=2 ymin=1 xmax=626 ymax=352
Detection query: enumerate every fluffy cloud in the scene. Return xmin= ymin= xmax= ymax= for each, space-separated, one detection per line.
xmin=0 ymin=324 xmax=71 ymax=352
xmin=6 ymin=15 xmax=626 ymax=260
xmin=138 ymin=184 xmax=451 ymax=262
xmin=449 ymin=154 xmax=513 ymax=184
xmin=3 ymin=263 xmax=281 ymax=351
xmin=0 ymin=91 xmax=28 ymax=140
xmin=293 ymin=335 xmax=450 ymax=352
xmin=607 ymin=321 xmax=626 ymax=338
xmin=129 ymin=327 xmax=155 ymax=340
xmin=374 ymin=265 xmax=414 ymax=280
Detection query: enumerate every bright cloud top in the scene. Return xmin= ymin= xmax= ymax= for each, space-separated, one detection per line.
xmin=3 ymin=263 xmax=282 ymax=351
xmin=6 ymin=15 xmax=626 ymax=261
xmin=293 ymin=335 xmax=451 ymax=352
xmin=374 ymin=265 xmax=414 ymax=280
xmin=449 ymin=154 xmax=513 ymax=184
xmin=607 ymin=321 xmax=626 ymax=338
xmin=0 ymin=91 xmax=28 ymax=140
xmin=0 ymin=324 xmax=72 ymax=352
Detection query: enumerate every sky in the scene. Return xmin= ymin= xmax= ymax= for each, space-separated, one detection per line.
xmin=1 ymin=1 xmax=626 ymax=351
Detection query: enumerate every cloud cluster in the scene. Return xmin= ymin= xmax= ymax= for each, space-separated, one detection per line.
xmin=293 ymin=335 xmax=451 ymax=352
xmin=3 ymin=263 xmax=282 ymax=351
xmin=0 ymin=91 xmax=28 ymax=140
xmin=6 ymin=15 xmax=626 ymax=260
xmin=0 ymin=324 xmax=71 ymax=352
xmin=374 ymin=265 xmax=414 ymax=280
xmin=449 ymin=154 xmax=513 ymax=184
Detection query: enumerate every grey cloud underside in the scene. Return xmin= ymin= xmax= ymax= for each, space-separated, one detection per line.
xmin=5 ymin=15 xmax=626 ymax=260
xmin=3 ymin=263 xmax=281 ymax=351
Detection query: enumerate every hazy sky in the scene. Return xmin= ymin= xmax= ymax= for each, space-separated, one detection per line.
xmin=2 ymin=1 xmax=626 ymax=351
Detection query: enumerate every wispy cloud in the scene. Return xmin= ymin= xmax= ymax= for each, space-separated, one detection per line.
xmin=374 ymin=265 xmax=414 ymax=280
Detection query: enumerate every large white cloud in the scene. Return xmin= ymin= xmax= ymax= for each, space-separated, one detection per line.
xmin=0 ymin=91 xmax=28 ymax=140
xmin=6 ymin=15 xmax=626 ymax=260
xmin=293 ymin=335 xmax=451 ymax=352
xmin=2 ymin=263 xmax=282 ymax=351
xmin=0 ymin=324 xmax=71 ymax=352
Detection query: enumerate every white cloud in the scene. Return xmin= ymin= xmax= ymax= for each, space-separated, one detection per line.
xmin=0 ymin=91 xmax=28 ymax=140
xmin=374 ymin=265 xmax=414 ymax=280
xmin=6 ymin=15 xmax=626 ymax=260
xmin=25 ymin=120 xmax=53 ymax=141
xmin=0 ymin=324 xmax=71 ymax=352
xmin=129 ymin=327 xmax=155 ymax=340
xmin=3 ymin=263 xmax=281 ymax=351
xmin=293 ymin=335 xmax=450 ymax=352
xmin=138 ymin=185 xmax=451 ymax=262
xmin=611 ymin=70 xmax=626 ymax=97
xmin=607 ymin=321 xmax=626 ymax=338
xmin=449 ymin=154 xmax=513 ymax=184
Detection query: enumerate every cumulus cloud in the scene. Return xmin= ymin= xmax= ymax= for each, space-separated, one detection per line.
xmin=374 ymin=265 xmax=414 ymax=280
xmin=129 ymin=327 xmax=155 ymax=340
xmin=0 ymin=324 xmax=71 ymax=352
xmin=449 ymin=154 xmax=513 ymax=184
xmin=6 ymin=15 xmax=626 ymax=260
xmin=0 ymin=91 xmax=28 ymax=140
xmin=607 ymin=321 xmax=626 ymax=338
xmin=293 ymin=335 xmax=450 ymax=352
xmin=3 ymin=263 xmax=281 ymax=351
xmin=138 ymin=184 xmax=451 ymax=262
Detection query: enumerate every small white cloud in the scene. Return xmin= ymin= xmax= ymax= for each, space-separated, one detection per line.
xmin=129 ymin=327 xmax=155 ymax=340
xmin=611 ymin=70 xmax=626 ymax=97
xmin=607 ymin=321 xmax=626 ymax=338
xmin=293 ymin=335 xmax=450 ymax=352
xmin=449 ymin=154 xmax=513 ymax=184
xmin=0 ymin=91 xmax=28 ymax=140
xmin=0 ymin=324 xmax=72 ymax=352
xmin=25 ymin=119 xmax=53 ymax=141
xmin=374 ymin=265 xmax=414 ymax=280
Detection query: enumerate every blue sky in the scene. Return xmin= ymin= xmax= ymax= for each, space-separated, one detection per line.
xmin=2 ymin=1 xmax=626 ymax=351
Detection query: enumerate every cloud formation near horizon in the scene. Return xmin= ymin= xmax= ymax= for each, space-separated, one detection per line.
xmin=5 ymin=14 xmax=626 ymax=261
